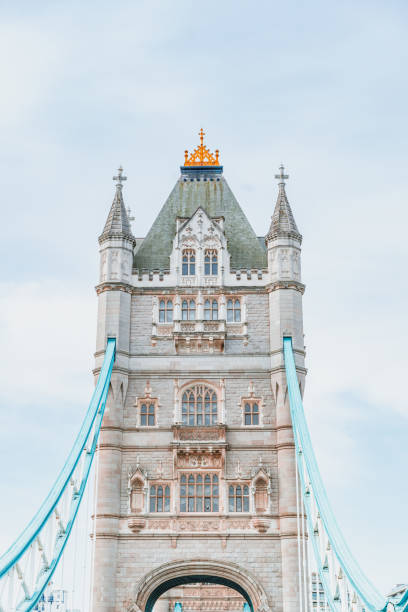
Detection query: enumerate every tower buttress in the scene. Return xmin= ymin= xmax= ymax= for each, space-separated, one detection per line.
xmin=93 ymin=167 xmax=135 ymax=612
xmin=267 ymin=166 xmax=306 ymax=612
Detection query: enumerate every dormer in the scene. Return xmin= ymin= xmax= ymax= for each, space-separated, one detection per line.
xmin=169 ymin=207 xmax=230 ymax=287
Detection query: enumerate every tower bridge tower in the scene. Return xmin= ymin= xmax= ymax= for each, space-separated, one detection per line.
xmin=92 ymin=132 xmax=306 ymax=612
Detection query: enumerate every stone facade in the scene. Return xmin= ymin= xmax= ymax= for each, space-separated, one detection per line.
xmin=92 ymin=157 xmax=306 ymax=612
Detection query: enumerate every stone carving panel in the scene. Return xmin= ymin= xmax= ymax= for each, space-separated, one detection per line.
xmin=176 ymin=452 xmax=222 ymax=469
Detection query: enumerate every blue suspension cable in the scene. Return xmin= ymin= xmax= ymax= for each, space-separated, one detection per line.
xmin=0 ymin=338 xmax=116 ymax=611
xmin=283 ymin=337 xmax=387 ymax=612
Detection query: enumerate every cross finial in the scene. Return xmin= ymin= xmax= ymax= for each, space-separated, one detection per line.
xmin=199 ymin=128 xmax=205 ymax=145
xmin=113 ymin=165 xmax=127 ymax=188
xmin=127 ymin=207 xmax=135 ymax=223
xmin=275 ymin=164 xmax=289 ymax=185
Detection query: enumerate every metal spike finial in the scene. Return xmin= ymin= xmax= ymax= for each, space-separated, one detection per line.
xmin=275 ymin=164 xmax=289 ymax=186
xmin=113 ymin=165 xmax=127 ymax=188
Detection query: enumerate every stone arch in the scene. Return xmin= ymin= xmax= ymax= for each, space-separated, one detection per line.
xmin=131 ymin=559 xmax=271 ymax=612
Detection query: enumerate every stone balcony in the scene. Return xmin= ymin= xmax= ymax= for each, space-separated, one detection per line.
xmin=172 ymin=424 xmax=227 ymax=444
xmin=152 ymin=319 xmax=247 ymax=353
xmin=171 ymin=424 xmax=227 ymax=472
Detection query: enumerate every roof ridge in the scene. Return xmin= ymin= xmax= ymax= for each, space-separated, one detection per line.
xmin=133 ymin=176 xmax=267 ymax=271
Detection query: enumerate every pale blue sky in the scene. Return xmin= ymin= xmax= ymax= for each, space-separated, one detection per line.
xmin=0 ymin=0 xmax=407 ymax=595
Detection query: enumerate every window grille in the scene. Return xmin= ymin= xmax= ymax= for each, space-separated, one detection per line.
xmin=244 ymin=401 xmax=259 ymax=425
xmin=204 ymin=299 xmax=218 ymax=321
xmin=181 ymin=299 xmax=196 ymax=320
xmin=182 ymin=249 xmax=196 ymax=275
xmin=141 ymin=402 xmax=155 ymax=426
xmin=204 ymin=249 xmax=218 ymax=275
xmin=149 ymin=485 xmax=170 ymax=512
xmin=227 ymin=298 xmax=241 ymax=322
xmin=159 ymin=299 xmax=173 ymax=323
xmin=228 ymin=484 xmax=250 ymax=512
xmin=181 ymin=384 xmax=218 ymax=425
xmin=180 ymin=473 xmax=219 ymax=512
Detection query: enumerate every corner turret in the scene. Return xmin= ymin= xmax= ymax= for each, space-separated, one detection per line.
xmin=98 ymin=167 xmax=136 ymax=285
xmin=266 ymin=165 xmax=303 ymax=294
xmin=96 ymin=167 xmax=135 ymax=353
xmin=266 ymin=166 xmax=306 ymax=609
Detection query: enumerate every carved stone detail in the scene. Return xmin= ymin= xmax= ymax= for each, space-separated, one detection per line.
xmin=251 ymin=517 xmax=270 ymax=533
xmin=226 ymin=519 xmax=252 ymax=530
xmin=178 ymin=519 xmax=220 ymax=532
xmin=146 ymin=519 xmax=171 ymax=530
xmin=176 ymin=452 xmax=222 ymax=469
xmin=173 ymin=425 xmax=226 ymax=442
xmin=128 ymin=517 xmax=146 ymax=533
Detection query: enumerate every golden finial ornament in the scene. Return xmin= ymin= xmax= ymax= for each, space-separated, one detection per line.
xmin=184 ymin=129 xmax=221 ymax=166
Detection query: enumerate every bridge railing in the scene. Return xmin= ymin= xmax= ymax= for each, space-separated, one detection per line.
xmin=0 ymin=339 xmax=116 ymax=612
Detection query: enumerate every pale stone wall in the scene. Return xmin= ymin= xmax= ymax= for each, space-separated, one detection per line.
xmin=114 ymin=539 xmax=284 ymax=610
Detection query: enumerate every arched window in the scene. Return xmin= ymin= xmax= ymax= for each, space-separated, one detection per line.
xmin=140 ymin=402 xmax=155 ymax=426
xmin=182 ymin=249 xmax=196 ymax=275
xmin=180 ymin=473 xmax=219 ymax=512
xmin=227 ymin=298 xmax=241 ymax=322
xmin=228 ymin=484 xmax=250 ymax=512
xmin=181 ymin=384 xmax=218 ymax=425
xmin=159 ymin=299 xmax=173 ymax=323
xmin=149 ymin=484 xmax=170 ymax=512
xmin=204 ymin=249 xmax=218 ymax=275
xmin=204 ymin=299 xmax=218 ymax=321
xmin=182 ymin=299 xmax=196 ymax=321
xmin=244 ymin=401 xmax=259 ymax=425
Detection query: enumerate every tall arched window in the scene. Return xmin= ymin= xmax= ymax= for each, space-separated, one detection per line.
xmin=159 ymin=299 xmax=173 ymax=323
xmin=227 ymin=298 xmax=241 ymax=322
xmin=182 ymin=249 xmax=196 ymax=275
xmin=204 ymin=249 xmax=218 ymax=275
xmin=181 ymin=384 xmax=218 ymax=425
xmin=244 ymin=401 xmax=259 ymax=425
xmin=150 ymin=485 xmax=170 ymax=512
xmin=182 ymin=299 xmax=196 ymax=320
xmin=180 ymin=473 xmax=219 ymax=512
xmin=140 ymin=402 xmax=155 ymax=426
xmin=204 ymin=299 xmax=218 ymax=321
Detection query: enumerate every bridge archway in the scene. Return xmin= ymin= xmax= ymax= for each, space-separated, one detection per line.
xmin=132 ymin=559 xmax=270 ymax=612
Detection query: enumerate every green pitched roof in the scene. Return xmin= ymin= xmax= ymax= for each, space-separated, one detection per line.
xmin=134 ymin=176 xmax=267 ymax=271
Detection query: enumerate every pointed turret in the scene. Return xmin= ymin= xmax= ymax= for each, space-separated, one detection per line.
xmin=266 ymin=165 xmax=301 ymax=242
xmin=99 ymin=166 xmax=135 ymax=244
xmin=96 ymin=167 xmax=136 ymax=354
xmin=266 ymin=163 xmax=304 ymax=345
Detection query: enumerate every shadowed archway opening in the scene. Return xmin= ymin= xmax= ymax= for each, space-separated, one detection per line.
xmin=145 ymin=575 xmax=254 ymax=612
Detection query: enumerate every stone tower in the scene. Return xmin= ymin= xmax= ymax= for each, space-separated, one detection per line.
xmin=92 ymin=132 xmax=306 ymax=612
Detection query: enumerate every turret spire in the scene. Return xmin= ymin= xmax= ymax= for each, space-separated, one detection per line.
xmin=266 ymin=164 xmax=301 ymax=242
xmin=99 ymin=166 xmax=135 ymax=244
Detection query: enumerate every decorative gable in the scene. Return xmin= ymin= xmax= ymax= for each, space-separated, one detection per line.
xmin=170 ymin=207 xmax=229 ymax=286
